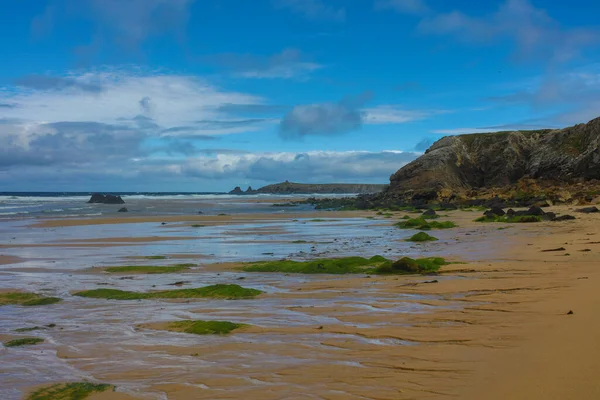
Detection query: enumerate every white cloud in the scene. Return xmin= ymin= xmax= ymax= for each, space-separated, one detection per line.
xmin=363 ymin=105 xmax=443 ymax=124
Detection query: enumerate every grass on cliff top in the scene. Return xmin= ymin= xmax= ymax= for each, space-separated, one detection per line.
xmin=395 ymin=217 xmax=457 ymax=230
xmin=74 ymin=284 xmax=263 ymax=300
xmin=0 ymin=292 xmax=62 ymax=307
xmin=27 ymin=382 xmax=114 ymax=400
xmin=103 ymin=264 xmax=195 ymax=274
xmin=162 ymin=320 xmax=246 ymax=335
xmin=374 ymin=257 xmax=449 ymax=275
xmin=242 ymin=256 xmax=390 ymax=274
xmin=475 ymin=215 xmax=543 ymax=223
xmin=406 ymin=232 xmax=439 ymax=242
xmin=3 ymin=337 xmax=44 ymax=347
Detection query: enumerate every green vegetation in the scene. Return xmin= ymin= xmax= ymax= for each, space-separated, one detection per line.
xmin=74 ymin=284 xmax=263 ymax=300
xmin=309 ymin=219 xmax=328 ymax=222
xmin=103 ymin=264 xmax=195 ymax=274
xmin=143 ymin=256 xmax=168 ymax=260
xmin=374 ymin=257 xmax=449 ymax=275
xmin=27 ymin=382 xmax=113 ymax=400
xmin=395 ymin=218 xmax=457 ymax=230
xmin=163 ymin=320 xmax=246 ymax=335
xmin=4 ymin=337 xmax=44 ymax=347
xmin=406 ymin=232 xmax=439 ymax=242
xmin=0 ymin=292 xmax=62 ymax=307
xmin=475 ymin=215 xmax=543 ymax=223
xmin=15 ymin=326 xmax=47 ymax=333
xmin=242 ymin=256 xmax=390 ymax=274
xmin=191 ymin=224 xmax=206 ymax=228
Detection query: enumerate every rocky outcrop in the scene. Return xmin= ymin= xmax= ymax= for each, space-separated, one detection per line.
xmin=229 ymin=181 xmax=387 ymax=195
xmin=87 ymin=193 xmax=125 ymax=204
xmin=381 ymin=116 xmax=600 ymax=201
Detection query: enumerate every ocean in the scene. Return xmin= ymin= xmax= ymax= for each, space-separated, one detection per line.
xmin=0 ymin=192 xmax=344 ymax=219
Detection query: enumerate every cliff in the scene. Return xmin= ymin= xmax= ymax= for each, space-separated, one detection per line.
xmin=229 ymin=181 xmax=387 ymax=195
xmin=383 ymin=116 xmax=600 ymax=200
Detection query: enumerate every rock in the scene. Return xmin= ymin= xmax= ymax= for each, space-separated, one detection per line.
xmin=197 ymin=211 xmax=203 ymax=214
xmin=526 ymin=206 xmax=545 ymax=216
xmin=577 ymin=206 xmax=599 ymax=213
xmin=87 ymin=193 xmax=125 ymax=204
xmin=490 ymin=206 xmax=506 ymax=216
xmin=553 ymin=215 xmax=576 ymax=221
xmin=541 ymin=247 xmax=566 ymax=252
xmin=422 ymin=209 xmax=437 ymax=217
xmin=506 ymin=208 xmax=516 ymax=216
xmin=229 ymin=186 xmax=244 ymax=195
xmin=567 ymin=310 xmax=574 ymax=315
xmin=483 ymin=210 xmax=497 ymax=218
xmin=390 ymin=257 xmax=421 ymax=274
xmin=542 ymin=212 xmax=556 ymax=221
xmin=439 ymin=203 xmax=458 ymax=210
xmin=379 ymin=116 xmax=600 ymax=198
xmin=118 ymin=207 xmax=128 ymax=212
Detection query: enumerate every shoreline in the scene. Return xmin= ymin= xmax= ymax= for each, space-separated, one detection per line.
xmin=1 ymin=206 xmax=599 ymax=398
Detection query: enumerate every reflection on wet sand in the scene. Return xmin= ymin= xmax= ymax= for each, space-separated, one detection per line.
xmin=1 ymin=206 xmax=599 ymax=399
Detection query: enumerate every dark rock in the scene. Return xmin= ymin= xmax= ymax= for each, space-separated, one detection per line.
xmin=553 ymin=215 xmax=576 ymax=221
xmin=490 ymin=206 xmax=506 ymax=216
xmin=506 ymin=208 xmax=516 ymax=216
xmin=229 ymin=186 xmax=244 ymax=195
xmin=422 ymin=209 xmax=437 ymax=217
xmin=117 ymin=207 xmax=128 ymax=212
xmin=87 ymin=193 xmax=125 ymax=204
xmin=577 ymin=206 xmax=599 ymax=213
xmin=527 ymin=206 xmax=545 ymax=216
xmin=541 ymin=247 xmax=566 ymax=252
xmin=567 ymin=310 xmax=574 ymax=315
xmin=390 ymin=257 xmax=421 ymax=274
xmin=542 ymin=212 xmax=556 ymax=221
xmin=439 ymin=203 xmax=458 ymax=210
xmin=483 ymin=210 xmax=497 ymax=218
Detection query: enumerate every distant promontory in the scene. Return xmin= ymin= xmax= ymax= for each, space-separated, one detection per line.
xmin=229 ymin=181 xmax=387 ymax=195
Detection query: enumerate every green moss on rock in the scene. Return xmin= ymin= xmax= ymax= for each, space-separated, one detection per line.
xmin=241 ymin=256 xmax=390 ymax=274
xmin=395 ymin=218 xmax=457 ymax=230
xmin=406 ymin=232 xmax=439 ymax=242
xmin=103 ymin=264 xmax=194 ymax=274
xmin=165 ymin=320 xmax=246 ymax=335
xmin=74 ymin=284 xmax=263 ymax=300
xmin=27 ymin=382 xmax=113 ymax=400
xmin=374 ymin=257 xmax=448 ymax=275
xmin=0 ymin=292 xmax=62 ymax=307
xmin=4 ymin=337 xmax=44 ymax=347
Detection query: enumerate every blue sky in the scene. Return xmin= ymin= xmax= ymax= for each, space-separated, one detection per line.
xmin=1 ymin=0 xmax=599 ymax=191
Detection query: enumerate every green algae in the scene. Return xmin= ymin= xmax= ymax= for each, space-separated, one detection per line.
xmin=4 ymin=337 xmax=44 ymax=347
xmin=27 ymin=382 xmax=114 ymax=400
xmin=374 ymin=257 xmax=449 ymax=275
xmin=406 ymin=232 xmax=439 ymax=242
xmin=74 ymin=284 xmax=263 ymax=300
xmin=103 ymin=264 xmax=195 ymax=274
xmin=15 ymin=326 xmax=47 ymax=333
xmin=0 ymin=292 xmax=62 ymax=307
xmin=141 ymin=255 xmax=168 ymax=260
xmin=395 ymin=218 xmax=457 ymax=230
xmin=164 ymin=320 xmax=246 ymax=335
xmin=191 ymin=224 xmax=206 ymax=228
xmin=242 ymin=256 xmax=390 ymax=274
xmin=475 ymin=215 xmax=543 ymax=223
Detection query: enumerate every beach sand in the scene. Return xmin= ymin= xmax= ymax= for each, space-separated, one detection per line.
xmin=3 ymin=206 xmax=600 ymax=399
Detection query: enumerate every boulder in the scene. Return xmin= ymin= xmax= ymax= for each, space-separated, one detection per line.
xmin=118 ymin=207 xmax=128 ymax=212
xmin=526 ymin=206 xmax=545 ymax=216
xmin=87 ymin=193 xmax=125 ymax=204
xmin=553 ymin=215 xmax=576 ymax=221
xmin=577 ymin=206 xmax=599 ymax=213
xmin=490 ymin=206 xmax=506 ymax=216
xmin=391 ymin=257 xmax=421 ymax=274
xmin=422 ymin=209 xmax=437 ymax=217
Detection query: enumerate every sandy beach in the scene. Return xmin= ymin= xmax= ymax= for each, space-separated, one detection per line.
xmin=1 ymin=203 xmax=599 ymax=399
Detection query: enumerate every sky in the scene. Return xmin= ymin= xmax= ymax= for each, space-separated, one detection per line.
xmin=1 ymin=0 xmax=599 ymax=192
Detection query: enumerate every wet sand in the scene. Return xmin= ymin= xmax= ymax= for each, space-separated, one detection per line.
xmin=2 ymin=206 xmax=600 ymax=399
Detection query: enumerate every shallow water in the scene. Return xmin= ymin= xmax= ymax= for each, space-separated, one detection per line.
xmin=0 ymin=199 xmax=475 ymax=399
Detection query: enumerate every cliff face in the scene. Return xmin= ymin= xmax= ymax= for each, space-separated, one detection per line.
xmin=387 ymin=117 xmax=600 ymax=195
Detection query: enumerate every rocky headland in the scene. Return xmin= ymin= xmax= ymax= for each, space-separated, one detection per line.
xmin=311 ymin=117 xmax=600 ymax=210
xmin=229 ymin=181 xmax=387 ymax=195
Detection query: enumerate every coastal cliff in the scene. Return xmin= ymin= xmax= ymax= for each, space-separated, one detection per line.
xmin=379 ymin=116 xmax=600 ymax=203
xmin=229 ymin=181 xmax=387 ymax=195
